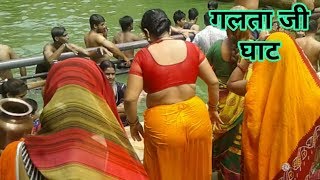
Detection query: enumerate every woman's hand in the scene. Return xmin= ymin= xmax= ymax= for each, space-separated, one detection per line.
xmin=209 ymin=110 xmax=224 ymax=134
xmin=209 ymin=109 xmax=221 ymax=124
xmin=130 ymin=122 xmax=144 ymax=141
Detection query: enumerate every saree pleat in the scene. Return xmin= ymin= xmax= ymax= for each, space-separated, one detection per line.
xmin=242 ymin=32 xmax=320 ymax=180
xmin=143 ymin=96 xmax=212 ymax=180
xmin=19 ymin=58 xmax=148 ymax=179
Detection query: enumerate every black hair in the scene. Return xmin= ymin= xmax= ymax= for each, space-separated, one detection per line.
xmin=173 ymin=10 xmax=186 ymax=24
xmin=262 ymin=5 xmax=273 ymax=10
xmin=119 ymin=15 xmax=134 ymax=31
xmin=204 ymin=12 xmax=210 ymax=26
xmin=24 ymin=98 xmax=38 ymax=114
xmin=89 ymin=14 xmax=105 ymax=29
xmin=208 ymin=0 xmax=218 ymax=10
xmin=188 ymin=8 xmax=199 ymax=20
xmin=0 ymin=78 xmax=28 ymax=98
xmin=99 ymin=60 xmax=116 ymax=71
xmin=308 ymin=19 xmax=318 ymax=33
xmin=141 ymin=9 xmax=171 ymax=37
xmin=51 ymin=26 xmax=66 ymax=41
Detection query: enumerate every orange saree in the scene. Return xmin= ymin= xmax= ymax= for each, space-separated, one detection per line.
xmin=242 ymin=32 xmax=320 ymax=179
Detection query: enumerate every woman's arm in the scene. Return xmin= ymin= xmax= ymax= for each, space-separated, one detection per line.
xmin=227 ymin=59 xmax=250 ymax=96
xmin=198 ymin=58 xmax=221 ymax=123
xmin=124 ymin=74 xmax=144 ymax=141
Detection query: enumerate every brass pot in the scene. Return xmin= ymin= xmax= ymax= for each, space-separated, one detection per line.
xmin=0 ymin=98 xmax=33 ymax=150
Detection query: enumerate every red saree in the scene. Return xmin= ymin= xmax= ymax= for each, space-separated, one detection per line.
xmin=0 ymin=58 xmax=148 ymax=179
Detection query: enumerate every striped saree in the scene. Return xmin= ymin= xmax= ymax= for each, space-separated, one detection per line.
xmin=242 ymin=32 xmax=320 ymax=179
xmin=0 ymin=58 xmax=148 ymax=179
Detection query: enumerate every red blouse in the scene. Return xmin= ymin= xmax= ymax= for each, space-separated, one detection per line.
xmin=129 ymin=41 xmax=206 ymax=94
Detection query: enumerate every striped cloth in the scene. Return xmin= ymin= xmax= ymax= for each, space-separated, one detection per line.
xmin=22 ymin=58 xmax=148 ymax=179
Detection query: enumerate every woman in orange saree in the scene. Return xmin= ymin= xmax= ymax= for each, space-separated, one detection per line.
xmin=0 ymin=57 xmax=148 ymax=179
xmin=242 ymin=32 xmax=320 ymax=179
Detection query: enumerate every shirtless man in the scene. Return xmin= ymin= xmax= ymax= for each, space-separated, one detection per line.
xmin=113 ymin=16 xmax=143 ymax=59
xmin=296 ymin=20 xmax=320 ymax=71
xmin=170 ymin=10 xmax=197 ymax=41
xmin=84 ymin=14 xmax=130 ymax=65
xmin=36 ymin=26 xmax=106 ymax=74
xmin=0 ymin=44 xmax=26 ymax=80
xmin=183 ymin=8 xmax=200 ymax=32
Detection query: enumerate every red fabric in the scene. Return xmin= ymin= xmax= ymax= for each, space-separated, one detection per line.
xmin=43 ymin=58 xmax=121 ymax=127
xmin=25 ymin=128 xmax=147 ymax=179
xmin=129 ymin=41 xmax=205 ymax=93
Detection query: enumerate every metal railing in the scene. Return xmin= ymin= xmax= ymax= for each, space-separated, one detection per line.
xmin=0 ymin=34 xmax=190 ymax=71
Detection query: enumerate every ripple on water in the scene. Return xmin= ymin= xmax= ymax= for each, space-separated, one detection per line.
xmin=43 ymin=6 xmax=56 ymax=10
xmin=33 ymin=2 xmax=47 ymax=7
xmin=21 ymin=16 xmax=28 ymax=20
xmin=17 ymin=4 xmax=30 ymax=8
xmin=0 ymin=12 xmax=11 ymax=16
xmin=66 ymin=9 xmax=76 ymax=13
xmin=81 ymin=0 xmax=91 ymax=3
xmin=106 ymin=11 xmax=116 ymax=14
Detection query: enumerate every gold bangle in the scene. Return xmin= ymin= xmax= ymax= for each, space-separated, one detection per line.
xmin=128 ymin=117 xmax=139 ymax=126
xmin=208 ymin=102 xmax=218 ymax=110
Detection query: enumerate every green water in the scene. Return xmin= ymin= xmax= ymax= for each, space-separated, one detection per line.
xmin=0 ymin=0 xmax=233 ymax=116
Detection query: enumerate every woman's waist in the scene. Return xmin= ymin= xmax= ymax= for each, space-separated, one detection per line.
xmin=146 ymin=85 xmax=196 ymax=107
xmin=145 ymin=95 xmax=206 ymax=113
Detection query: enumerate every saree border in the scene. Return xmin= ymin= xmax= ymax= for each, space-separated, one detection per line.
xmin=273 ymin=118 xmax=320 ymax=180
xmin=271 ymin=32 xmax=320 ymax=179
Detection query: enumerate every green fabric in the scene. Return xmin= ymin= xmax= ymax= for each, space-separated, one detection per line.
xmin=212 ymin=112 xmax=243 ymax=180
xmin=206 ymin=40 xmax=236 ymax=84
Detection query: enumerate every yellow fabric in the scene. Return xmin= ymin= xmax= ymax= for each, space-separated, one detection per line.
xmin=213 ymin=66 xmax=252 ymax=140
xmin=242 ymin=32 xmax=320 ymax=179
xmin=41 ymin=164 xmax=117 ymax=180
xmin=143 ymin=96 xmax=212 ymax=180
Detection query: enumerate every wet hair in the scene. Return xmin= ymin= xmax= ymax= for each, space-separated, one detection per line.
xmin=208 ymin=0 xmax=218 ymax=10
xmin=0 ymin=78 xmax=28 ymax=98
xmin=188 ymin=8 xmax=199 ymax=20
xmin=204 ymin=12 xmax=210 ymax=26
xmin=141 ymin=9 xmax=171 ymax=37
xmin=119 ymin=16 xmax=133 ymax=31
xmin=173 ymin=10 xmax=186 ymax=24
xmin=308 ymin=19 xmax=318 ymax=33
xmin=99 ymin=60 xmax=116 ymax=71
xmin=24 ymin=98 xmax=38 ymax=114
xmin=51 ymin=26 xmax=66 ymax=41
xmin=89 ymin=14 xmax=105 ymax=29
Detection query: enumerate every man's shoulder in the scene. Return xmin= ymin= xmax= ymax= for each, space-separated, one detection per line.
xmin=43 ymin=43 xmax=55 ymax=50
xmin=0 ymin=44 xmax=10 ymax=50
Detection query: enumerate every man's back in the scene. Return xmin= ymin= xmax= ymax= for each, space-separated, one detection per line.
xmin=84 ymin=31 xmax=102 ymax=48
xmin=0 ymin=45 xmax=17 ymax=79
xmin=296 ymin=36 xmax=320 ymax=71
xmin=113 ymin=31 xmax=141 ymax=59
xmin=84 ymin=31 xmax=112 ymax=63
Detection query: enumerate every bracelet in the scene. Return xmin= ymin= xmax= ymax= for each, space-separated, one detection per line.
xmin=128 ymin=117 xmax=139 ymax=126
xmin=208 ymin=102 xmax=218 ymax=111
xmin=237 ymin=63 xmax=248 ymax=73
